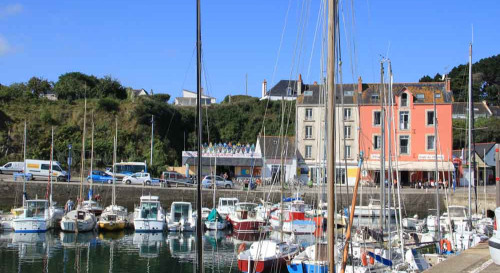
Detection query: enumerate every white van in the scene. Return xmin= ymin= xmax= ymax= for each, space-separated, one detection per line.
xmin=25 ymin=159 xmax=68 ymax=181
xmin=0 ymin=162 xmax=24 ymax=174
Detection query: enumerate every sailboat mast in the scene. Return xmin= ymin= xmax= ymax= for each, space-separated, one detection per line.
xmin=90 ymin=113 xmax=94 ymax=201
xmin=79 ymin=97 xmax=87 ymax=205
xmin=387 ymin=60 xmax=392 ymax=262
xmin=467 ymin=43 xmax=473 ymax=222
xmin=113 ymin=118 xmax=117 ymax=206
xmin=379 ymin=61 xmax=386 ymax=230
xmin=150 ymin=115 xmax=154 ymax=167
xmin=434 ymin=81 xmax=441 ymax=243
xmin=22 ymin=120 xmax=27 ymax=206
xmin=49 ymin=127 xmax=54 ymax=204
xmin=327 ymin=0 xmax=338 ymax=271
xmin=280 ymin=98 xmax=285 ymax=243
xmin=195 ymin=0 xmax=203 ymax=271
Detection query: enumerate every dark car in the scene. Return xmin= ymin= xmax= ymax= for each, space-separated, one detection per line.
xmin=87 ymin=170 xmax=114 ymax=184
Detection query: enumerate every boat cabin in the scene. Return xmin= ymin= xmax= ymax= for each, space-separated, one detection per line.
xmin=139 ymin=196 xmax=161 ymax=220
xmin=171 ymin=202 xmax=192 ymax=222
xmin=235 ymin=202 xmax=258 ymax=220
xmin=25 ymin=200 xmax=49 ymax=218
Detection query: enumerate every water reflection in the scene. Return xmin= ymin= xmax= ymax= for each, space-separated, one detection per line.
xmin=0 ymin=229 xmax=330 ymax=273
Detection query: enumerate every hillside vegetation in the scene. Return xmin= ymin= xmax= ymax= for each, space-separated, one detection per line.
xmin=0 ymin=75 xmax=295 ymax=176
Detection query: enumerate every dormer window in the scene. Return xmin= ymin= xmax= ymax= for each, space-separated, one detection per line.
xmin=286 ymin=87 xmax=292 ymax=96
xmin=401 ymin=93 xmax=408 ymax=107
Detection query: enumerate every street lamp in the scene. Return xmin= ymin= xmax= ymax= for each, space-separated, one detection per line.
xmin=68 ymin=144 xmax=72 ymax=182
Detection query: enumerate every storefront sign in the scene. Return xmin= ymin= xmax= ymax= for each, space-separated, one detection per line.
xmin=370 ymin=154 xmax=380 ymax=160
xmin=418 ymin=154 xmax=444 ymax=160
xmin=182 ymin=151 xmax=261 ymax=158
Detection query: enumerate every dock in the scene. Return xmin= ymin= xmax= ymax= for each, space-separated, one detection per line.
xmin=425 ymin=242 xmax=499 ymax=272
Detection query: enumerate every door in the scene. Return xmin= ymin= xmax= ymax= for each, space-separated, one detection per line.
xmin=401 ymin=171 xmax=409 ymax=186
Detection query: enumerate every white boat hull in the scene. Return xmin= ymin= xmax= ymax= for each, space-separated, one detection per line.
xmin=270 ymin=218 xmax=316 ymax=234
xmin=13 ymin=218 xmax=49 ymax=233
xmin=134 ymin=219 xmax=165 ymax=232
xmin=204 ymin=221 xmax=226 ymax=230
xmin=60 ymin=210 xmax=96 ymax=232
xmin=167 ymin=221 xmax=194 ymax=232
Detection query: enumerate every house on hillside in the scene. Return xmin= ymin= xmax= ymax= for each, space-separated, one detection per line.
xmin=40 ymin=92 xmax=58 ymax=101
xmin=128 ymin=88 xmax=149 ymax=99
xmin=452 ymin=101 xmax=495 ymax=119
xmin=174 ymin=89 xmax=216 ymax=106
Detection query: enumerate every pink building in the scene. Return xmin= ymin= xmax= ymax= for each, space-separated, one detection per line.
xmin=358 ymin=79 xmax=454 ymax=186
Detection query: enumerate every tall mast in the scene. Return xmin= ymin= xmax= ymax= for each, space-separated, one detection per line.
xmin=434 ymin=79 xmax=441 ymax=243
xmin=79 ymin=97 xmax=87 ymax=205
xmin=22 ymin=120 xmax=27 ymax=206
xmin=90 ymin=113 xmax=94 ymax=201
xmin=327 ymin=0 xmax=338 ymax=271
xmin=195 ymin=0 xmax=203 ymax=271
xmin=113 ymin=118 xmax=117 ymax=206
xmin=379 ymin=61 xmax=386 ymax=230
xmin=386 ymin=60 xmax=392 ymax=262
xmin=48 ymin=127 xmax=54 ymax=204
xmin=280 ymin=98 xmax=285 ymax=242
xmin=467 ymin=43 xmax=473 ymax=222
xmin=150 ymin=115 xmax=154 ymax=167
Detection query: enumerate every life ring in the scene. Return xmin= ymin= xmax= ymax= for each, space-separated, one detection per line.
xmin=238 ymin=243 xmax=246 ymax=254
xmin=361 ymin=251 xmax=368 ymax=266
xmin=440 ymin=239 xmax=452 ymax=252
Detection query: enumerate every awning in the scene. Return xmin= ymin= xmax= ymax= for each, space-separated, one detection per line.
xmin=363 ymin=161 xmax=455 ymax=172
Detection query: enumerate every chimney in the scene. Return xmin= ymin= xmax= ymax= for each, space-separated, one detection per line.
xmin=297 ymin=74 xmax=303 ymax=96
xmin=262 ymin=79 xmax=267 ymax=98
xmin=357 ymin=76 xmax=363 ymax=93
xmin=445 ymin=75 xmax=451 ymax=92
xmin=313 ymin=81 xmax=318 ymax=85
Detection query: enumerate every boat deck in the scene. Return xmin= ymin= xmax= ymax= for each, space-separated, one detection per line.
xmin=424 ymin=242 xmax=499 ymax=272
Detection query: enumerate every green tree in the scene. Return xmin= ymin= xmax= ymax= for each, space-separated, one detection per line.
xmin=27 ymin=77 xmax=52 ymax=96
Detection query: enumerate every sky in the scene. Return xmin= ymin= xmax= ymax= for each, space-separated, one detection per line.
xmin=0 ymin=1 xmax=499 ymax=102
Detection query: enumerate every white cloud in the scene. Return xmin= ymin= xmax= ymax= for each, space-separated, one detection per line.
xmin=0 ymin=35 xmax=11 ymax=56
xmin=0 ymin=3 xmax=23 ymax=18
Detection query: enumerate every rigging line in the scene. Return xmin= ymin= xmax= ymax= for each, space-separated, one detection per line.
xmin=306 ymin=0 xmax=325 ymax=82
xmin=340 ymin=0 xmax=359 ymax=84
xmin=179 ymin=45 xmax=197 ymax=96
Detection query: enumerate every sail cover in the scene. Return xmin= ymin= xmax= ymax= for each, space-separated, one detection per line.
xmin=207 ymin=208 xmax=224 ymax=223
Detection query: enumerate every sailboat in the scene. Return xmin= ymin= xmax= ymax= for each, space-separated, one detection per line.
xmin=60 ymin=98 xmax=97 ymax=232
xmin=205 ymin=165 xmax=227 ymax=230
xmin=98 ymin=119 xmax=127 ymax=231
xmin=13 ymin=122 xmax=51 ymax=233
xmin=81 ymin=115 xmax=103 ymax=216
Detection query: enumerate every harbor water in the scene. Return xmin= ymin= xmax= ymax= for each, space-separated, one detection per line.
xmin=0 ymin=230 xmax=249 ymax=273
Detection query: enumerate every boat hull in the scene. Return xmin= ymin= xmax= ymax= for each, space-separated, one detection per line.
xmin=287 ymin=262 xmax=328 ymax=273
xmin=231 ymin=220 xmax=265 ymax=233
xmin=490 ymin=236 xmax=500 ymax=265
xmin=60 ymin=218 xmax=95 ymax=232
xmin=270 ymin=218 xmax=316 ymax=234
xmin=204 ymin=221 xmax=226 ymax=230
xmin=134 ymin=219 xmax=165 ymax=232
xmin=98 ymin=220 xmax=126 ymax=231
xmin=12 ymin=218 xmax=49 ymax=233
xmin=238 ymin=257 xmax=288 ymax=273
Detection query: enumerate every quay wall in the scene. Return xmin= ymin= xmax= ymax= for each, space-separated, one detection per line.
xmin=0 ymin=181 xmax=496 ymax=217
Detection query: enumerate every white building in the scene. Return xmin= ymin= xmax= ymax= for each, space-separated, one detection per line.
xmin=256 ymin=136 xmax=298 ymax=184
xmin=174 ymin=89 xmax=216 ymax=106
xmin=296 ymin=80 xmax=360 ymax=185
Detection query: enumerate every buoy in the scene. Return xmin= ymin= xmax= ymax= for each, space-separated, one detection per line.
xmin=440 ymin=239 xmax=452 ymax=253
xmin=238 ymin=243 xmax=246 ymax=254
xmin=361 ymin=251 xmax=368 ymax=266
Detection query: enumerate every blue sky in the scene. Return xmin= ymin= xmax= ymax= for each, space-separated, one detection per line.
xmin=0 ymin=1 xmax=498 ymax=102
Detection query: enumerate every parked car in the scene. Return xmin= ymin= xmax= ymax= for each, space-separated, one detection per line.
xmin=0 ymin=162 xmax=24 ymax=174
xmin=87 ymin=170 xmax=113 ymax=184
xmin=201 ymin=175 xmax=233 ymax=189
xmin=161 ymin=171 xmax=193 ymax=185
xmin=122 ymin=172 xmax=152 ymax=185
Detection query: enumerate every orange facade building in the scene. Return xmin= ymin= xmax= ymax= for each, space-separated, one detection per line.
xmin=357 ymin=80 xmax=454 ymax=186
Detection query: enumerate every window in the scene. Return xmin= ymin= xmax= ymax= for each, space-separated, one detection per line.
xmin=41 ymin=164 xmax=50 ymax=170
xmin=373 ymin=135 xmax=381 ymax=150
xmin=344 ymin=90 xmax=354 ymax=96
xmin=344 ymin=145 xmax=351 ymax=159
xmin=373 ymin=111 xmax=381 ymax=126
xmin=371 ymin=94 xmax=379 ymax=102
xmin=401 ymin=93 xmax=408 ymax=107
xmin=427 ymin=111 xmax=435 ymax=126
xmin=305 ymin=126 xmax=313 ymax=139
xmin=344 ymin=108 xmax=352 ymax=120
xmin=400 ymin=135 xmax=409 ymax=155
xmin=399 ymin=111 xmax=410 ymax=130
xmin=344 ymin=125 xmax=351 ymax=138
xmin=304 ymin=91 xmax=313 ymax=96
xmin=305 ymin=108 xmax=313 ymax=120
xmin=305 ymin=145 xmax=312 ymax=159
xmin=415 ymin=94 xmax=425 ymax=102
xmin=286 ymin=87 xmax=292 ymax=96
xmin=427 ymin=135 xmax=435 ymax=150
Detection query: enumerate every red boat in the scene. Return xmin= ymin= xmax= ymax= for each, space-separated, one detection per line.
xmin=228 ymin=202 xmax=266 ymax=233
xmin=237 ymin=240 xmax=299 ymax=273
